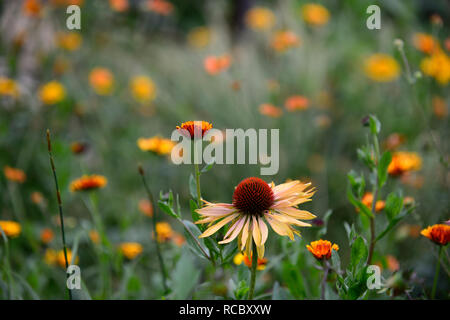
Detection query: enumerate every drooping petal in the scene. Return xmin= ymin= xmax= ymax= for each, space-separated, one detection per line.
xmin=258 ymin=216 xmax=269 ymax=245
xmin=240 ymin=217 xmax=251 ymax=251
xmin=275 ymin=207 xmax=316 ymax=220
xmin=252 ymin=216 xmax=262 ymax=247
xmin=199 ymin=213 xmax=239 ymax=238
xmin=270 ymin=212 xmax=312 ymax=227
xmin=219 ymin=217 xmax=246 ymax=244
xmin=264 ymin=213 xmax=294 ymax=240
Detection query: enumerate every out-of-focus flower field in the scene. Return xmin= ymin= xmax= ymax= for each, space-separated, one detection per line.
xmin=0 ymin=0 xmax=449 ymax=300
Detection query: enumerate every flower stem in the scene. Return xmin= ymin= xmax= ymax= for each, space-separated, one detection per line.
xmin=431 ymin=246 xmax=443 ymax=299
xmin=248 ymin=243 xmax=258 ymax=300
xmin=321 ymin=261 xmax=330 ymax=300
xmin=194 ymin=163 xmax=202 ymax=209
xmin=177 ymin=218 xmax=214 ymax=265
xmin=138 ymin=165 xmax=169 ymax=294
xmin=46 ymin=129 xmax=72 ymax=300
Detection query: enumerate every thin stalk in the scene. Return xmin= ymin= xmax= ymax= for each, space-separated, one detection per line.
xmin=248 ymin=243 xmax=258 ymax=300
xmin=367 ymin=135 xmax=380 ymax=265
xmin=321 ymin=261 xmax=330 ymax=300
xmin=0 ymin=229 xmax=15 ymax=299
xmin=138 ymin=165 xmax=169 ymax=294
xmin=46 ymin=129 xmax=72 ymax=300
xmin=431 ymin=246 xmax=443 ymax=299
xmin=177 ymin=218 xmax=213 ymax=265
xmin=194 ymin=163 xmax=202 ymax=208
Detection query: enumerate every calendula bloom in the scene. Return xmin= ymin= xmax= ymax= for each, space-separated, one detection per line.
xmin=187 ymin=27 xmax=212 ymax=48
xmin=204 ymin=55 xmax=232 ymax=75
xmin=155 ymin=222 xmax=173 ymax=243
xmin=270 ymin=31 xmax=300 ymax=53
xmin=432 ymin=96 xmax=448 ymax=118
xmin=147 ymin=0 xmax=173 ymax=16
xmin=130 ymin=76 xmax=157 ymax=103
xmin=139 ymin=199 xmax=153 ymax=217
xmin=39 ymin=81 xmax=66 ymax=105
xmin=301 ymin=4 xmax=330 ymax=26
xmin=364 ymin=54 xmax=400 ymax=82
xmin=119 ymin=242 xmax=143 ymax=260
xmin=137 ymin=136 xmax=175 ymax=155
xmin=0 ymin=77 xmax=19 ymax=98
xmin=23 ymin=0 xmax=42 ymax=17
xmin=40 ymin=228 xmax=54 ymax=244
xmin=196 ymin=177 xmax=316 ymax=258
xmin=306 ymin=239 xmax=339 ymax=260
xmin=413 ymin=33 xmax=438 ymax=54
xmin=234 ymin=252 xmax=267 ymax=270
xmin=285 ymin=95 xmax=309 ymax=111
xmin=57 ymin=249 xmax=78 ymax=268
xmin=71 ymin=141 xmax=88 ymax=154
xmin=89 ymin=68 xmax=114 ymax=95
xmin=0 ymin=221 xmax=22 ymax=238
xmin=259 ymin=103 xmax=283 ymax=118
xmin=421 ymin=224 xmax=450 ymax=246
xmin=384 ymin=133 xmax=406 ymax=150
xmin=109 ymin=0 xmax=128 ymax=12
xmin=388 ymin=152 xmax=422 ymax=176
xmin=245 ymin=7 xmax=275 ymax=31
xmin=57 ymin=32 xmax=82 ymax=51
xmin=176 ymin=121 xmax=212 ymax=139
xmin=420 ymin=50 xmax=450 ymax=85
xmin=69 ymin=175 xmax=107 ymax=192
xmin=360 ymin=192 xmax=385 ymax=212
xmin=3 ymin=166 xmax=26 ymax=183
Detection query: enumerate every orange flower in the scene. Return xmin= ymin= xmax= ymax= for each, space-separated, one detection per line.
xmin=89 ymin=68 xmax=114 ymax=95
xmin=69 ymin=175 xmax=107 ymax=192
xmin=421 ymin=224 xmax=450 ymax=246
xmin=31 ymin=191 xmax=44 ymax=204
xmin=420 ymin=50 xmax=450 ymax=85
xmin=386 ymin=255 xmax=400 ymax=272
xmin=119 ymin=242 xmax=143 ymax=260
xmin=384 ymin=133 xmax=406 ymax=151
xmin=285 ymin=95 xmax=309 ymax=111
xmin=245 ymin=7 xmax=275 ymax=31
xmin=23 ymin=0 xmax=42 ymax=17
xmin=57 ymin=249 xmax=78 ymax=268
xmin=130 ymin=76 xmax=157 ymax=103
xmin=137 ymin=136 xmax=175 ymax=155
xmin=301 ymin=3 xmax=330 ymax=26
xmin=413 ymin=33 xmax=438 ymax=54
xmin=147 ymin=0 xmax=173 ymax=16
xmin=360 ymin=192 xmax=385 ymax=212
xmin=307 ymin=239 xmax=339 ymax=260
xmin=89 ymin=230 xmax=100 ymax=244
xmin=259 ymin=103 xmax=282 ymax=118
xmin=270 ymin=31 xmax=300 ymax=53
xmin=176 ymin=121 xmax=212 ymax=139
xmin=204 ymin=55 xmax=231 ymax=75
xmin=243 ymin=253 xmax=268 ymax=270
xmin=0 ymin=221 xmax=22 ymax=238
xmin=0 ymin=77 xmax=19 ymax=98
xmin=40 ymin=228 xmax=54 ymax=244
xmin=109 ymin=0 xmax=128 ymax=12
xmin=57 ymin=32 xmax=82 ymax=51
xmin=432 ymin=96 xmax=448 ymax=119
xmin=155 ymin=222 xmax=173 ymax=243
xmin=4 ymin=166 xmax=26 ymax=183
xmin=172 ymin=232 xmax=185 ymax=247
xmin=364 ymin=54 xmax=400 ymax=82
xmin=139 ymin=199 xmax=153 ymax=217
xmin=39 ymin=81 xmax=66 ymax=105
xmin=388 ymin=152 xmax=422 ymax=176
xmin=71 ymin=141 xmax=88 ymax=155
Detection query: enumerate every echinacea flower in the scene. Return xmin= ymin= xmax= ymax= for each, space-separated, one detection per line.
xmin=39 ymin=81 xmax=66 ymax=105
xmin=130 ymin=76 xmax=157 ymax=103
xmin=270 ymin=31 xmax=300 ymax=53
xmin=285 ymin=95 xmax=309 ymax=111
xmin=0 ymin=77 xmax=19 ymax=98
xmin=234 ymin=252 xmax=268 ymax=270
xmin=196 ymin=177 xmax=316 ymax=258
xmin=0 ymin=221 xmax=22 ymax=238
xmin=413 ymin=33 xmax=438 ymax=54
xmin=259 ymin=103 xmax=283 ymax=118
xmin=306 ymin=239 xmax=339 ymax=260
xmin=176 ymin=121 xmax=212 ymax=139
xmin=187 ymin=27 xmax=212 ymax=48
xmin=364 ymin=54 xmax=400 ymax=82
xmin=155 ymin=222 xmax=173 ymax=243
xmin=421 ymin=224 xmax=450 ymax=246
xmin=119 ymin=242 xmax=143 ymax=260
xmin=301 ymin=3 xmax=330 ymax=26
xmin=388 ymin=152 xmax=422 ymax=176
xmin=57 ymin=32 xmax=82 ymax=51
xmin=69 ymin=175 xmax=107 ymax=192
xmin=40 ymin=228 xmax=54 ymax=244
xmin=245 ymin=7 xmax=275 ymax=31
xmin=137 ymin=136 xmax=175 ymax=155
xmin=89 ymin=67 xmax=114 ymax=95
xmin=3 ymin=166 xmax=26 ymax=183
xmin=204 ymin=55 xmax=232 ymax=75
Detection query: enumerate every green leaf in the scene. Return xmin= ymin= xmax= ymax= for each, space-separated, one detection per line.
xmin=357 ymin=146 xmax=375 ymax=169
xmin=384 ymin=192 xmax=403 ymax=221
xmin=347 ymin=186 xmax=374 ymax=218
xmin=368 ymin=115 xmax=380 ymax=135
xmin=377 ymin=151 xmax=392 ymax=188
xmin=157 ymin=200 xmax=180 ymax=219
xmin=201 ymin=162 xmax=214 ymax=173
xmin=189 ymin=199 xmax=201 ymax=224
xmin=189 ymin=174 xmax=197 ymax=199
xmin=350 ymin=236 xmax=368 ymax=271
xmin=272 ymin=282 xmax=293 ymax=300
xmin=171 ymin=251 xmax=201 ymax=299
xmin=331 ymin=250 xmax=341 ymax=274
xmin=317 ymin=209 xmax=333 ymax=237
xmin=182 ymin=220 xmax=210 ymax=261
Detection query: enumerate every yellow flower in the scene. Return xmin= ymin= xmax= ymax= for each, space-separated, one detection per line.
xmin=421 ymin=224 xmax=450 ymax=246
xmin=412 ymin=33 xmax=438 ymax=54
xmin=130 ymin=76 xmax=157 ymax=103
xmin=3 ymin=166 xmax=26 ymax=183
xmin=388 ymin=152 xmax=422 ymax=176
xmin=420 ymin=50 xmax=450 ymax=85
xmin=137 ymin=136 xmax=175 ymax=155
xmin=119 ymin=242 xmax=143 ymax=259
xmin=187 ymin=27 xmax=212 ymax=48
xmin=243 ymin=253 xmax=267 ymax=270
xmin=155 ymin=222 xmax=173 ymax=243
xmin=39 ymin=81 xmax=66 ymax=105
xmin=69 ymin=174 xmax=107 ymax=192
xmin=245 ymin=7 xmax=275 ymax=31
xmin=301 ymin=3 xmax=330 ymax=26
xmin=364 ymin=54 xmax=400 ymax=82
xmin=89 ymin=67 xmax=114 ymax=95
xmin=57 ymin=32 xmax=82 ymax=51
xmin=176 ymin=121 xmax=213 ymax=139
xmin=270 ymin=30 xmax=300 ymax=53
xmin=0 ymin=77 xmax=19 ymax=98
xmin=196 ymin=177 xmax=316 ymax=258
xmin=0 ymin=221 xmax=22 ymax=238
xmin=57 ymin=249 xmax=78 ymax=268
xmin=306 ymin=239 xmax=339 ymax=260
xmin=89 ymin=230 xmax=100 ymax=244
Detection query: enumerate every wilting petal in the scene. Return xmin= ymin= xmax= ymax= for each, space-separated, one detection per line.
xmin=275 ymin=207 xmax=316 ymax=220
xmin=199 ymin=213 xmax=239 ymax=238
xmin=257 ymin=244 xmax=265 ymax=258
xmin=219 ymin=217 xmax=246 ymax=244
xmin=196 ymin=205 xmax=236 ymax=216
xmin=271 ymin=213 xmax=312 ymax=227
xmin=265 ymin=213 xmax=294 ymax=240
xmin=252 ymin=216 xmax=262 ymax=247
xmin=258 ymin=216 xmax=268 ymax=245
xmin=240 ymin=217 xmax=251 ymax=251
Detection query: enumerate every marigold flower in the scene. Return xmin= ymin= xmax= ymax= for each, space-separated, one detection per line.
xmin=147 ymin=0 xmax=173 ymax=16
xmin=89 ymin=67 xmax=114 ymax=95
xmin=119 ymin=242 xmax=143 ymax=259
xmin=285 ymin=95 xmax=309 ymax=111
xmin=57 ymin=249 xmax=78 ymax=268
xmin=3 ymin=166 xmax=26 ymax=183
xmin=109 ymin=0 xmax=128 ymax=12
xmin=301 ymin=3 xmax=330 ymax=26
xmin=0 ymin=77 xmax=19 ymax=98
xmin=432 ymin=96 xmax=448 ymax=119
xmin=139 ymin=199 xmax=154 ymax=217
xmin=306 ymin=239 xmax=339 ymax=260
xmin=204 ymin=54 xmax=232 ymax=75
xmin=69 ymin=174 xmax=107 ymax=192
xmin=137 ymin=136 xmax=175 ymax=155
xmin=23 ymin=0 xmax=42 ymax=17
xmin=259 ymin=103 xmax=282 ymax=118
xmin=0 ymin=221 xmax=22 ymax=238
xmin=71 ymin=141 xmax=88 ymax=155
xmin=245 ymin=7 xmax=275 ymax=31
xmin=388 ymin=152 xmax=422 ymax=176
xmin=176 ymin=121 xmax=212 ymax=139
xmin=413 ymin=33 xmax=438 ymax=54
xmin=155 ymin=222 xmax=173 ymax=243
xmin=196 ymin=177 xmax=316 ymax=258
xmin=39 ymin=81 xmax=66 ymax=105
xmin=40 ymin=228 xmax=54 ymax=244
xmin=270 ymin=31 xmax=300 ymax=53
xmin=57 ymin=32 xmax=82 ymax=51
xmin=364 ymin=54 xmax=400 ymax=82
xmin=187 ymin=27 xmax=212 ymax=48
xmin=360 ymin=192 xmax=385 ymax=212
xmin=420 ymin=50 xmax=450 ymax=85
xmin=130 ymin=76 xmax=157 ymax=103
xmin=89 ymin=230 xmax=100 ymax=244
xmin=421 ymin=224 xmax=450 ymax=246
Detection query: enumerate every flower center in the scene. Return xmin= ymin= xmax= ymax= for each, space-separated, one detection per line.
xmin=232 ymin=177 xmax=274 ymax=216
